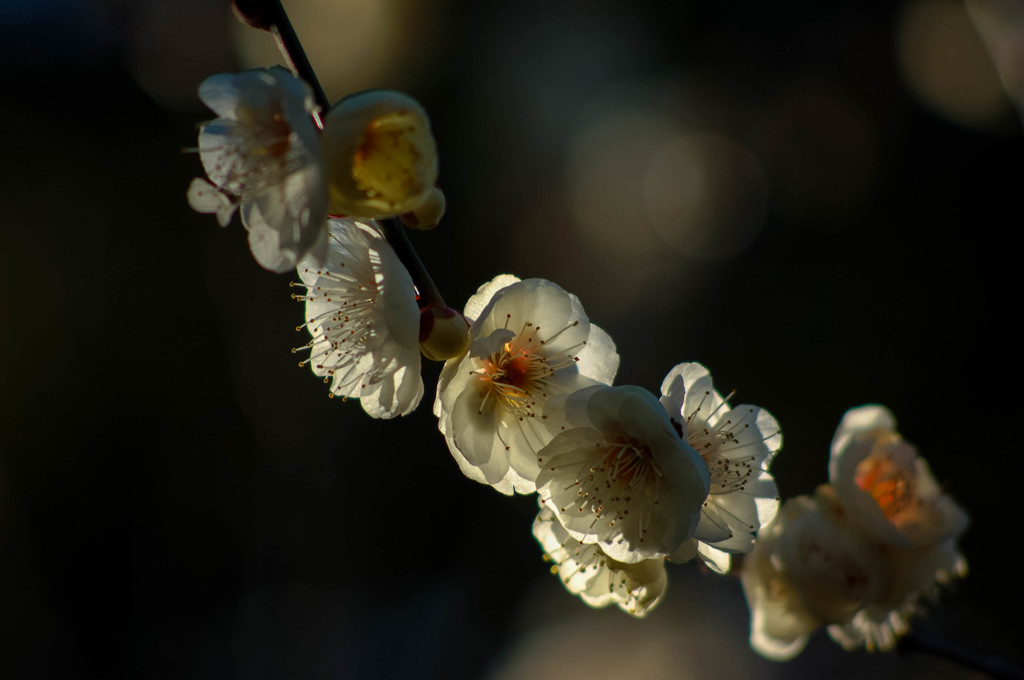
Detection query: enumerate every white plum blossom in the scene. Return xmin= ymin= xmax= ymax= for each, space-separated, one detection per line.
xmin=292 ymin=217 xmax=422 ymax=418
xmin=188 ymin=67 xmax=328 ymax=273
xmin=434 ymin=276 xmax=619 ymax=495
xmin=659 ymin=362 xmax=782 ymax=574
xmin=533 ymin=506 xmax=667 ymax=617
xmin=825 ymin=404 xmax=968 ymax=650
xmin=829 ymin=404 xmax=968 ymax=549
xmin=535 ymin=384 xmax=710 ymax=564
xmin=741 ymin=406 xmax=969 ymax=659
xmin=827 ymin=535 xmax=967 ymax=652
xmin=740 ymin=487 xmax=887 ymax=660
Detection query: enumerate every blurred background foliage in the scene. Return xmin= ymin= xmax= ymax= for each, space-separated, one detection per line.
xmin=1 ymin=0 xmax=1021 ymax=677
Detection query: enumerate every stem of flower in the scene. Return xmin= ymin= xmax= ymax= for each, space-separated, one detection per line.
xmin=236 ymin=0 xmax=330 ymax=127
xmin=378 ymin=218 xmax=446 ymax=307
xmin=234 ymin=0 xmax=447 ymax=308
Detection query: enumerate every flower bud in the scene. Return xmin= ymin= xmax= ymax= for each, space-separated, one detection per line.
xmin=399 ymin=186 xmax=446 ymax=230
xmin=321 ymin=90 xmax=438 ymax=219
xmin=419 ymin=304 xmax=469 ymax=361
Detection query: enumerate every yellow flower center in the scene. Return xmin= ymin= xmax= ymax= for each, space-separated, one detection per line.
xmin=479 ymin=338 xmax=552 ymax=417
xmin=352 ymin=112 xmax=430 ymax=206
xmin=473 ymin=319 xmax=580 ymax=418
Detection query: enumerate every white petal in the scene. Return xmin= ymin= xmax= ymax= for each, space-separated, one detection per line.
xmin=475 ymin=279 xmax=584 ymax=354
xmin=667 ymin=539 xmax=698 ymax=564
xmin=749 ymin=604 xmax=813 ymax=661
xmin=463 ymin=274 xmax=520 ymax=323
xmin=197 ymin=72 xmax=250 ymax=119
xmin=833 ymin=404 xmax=896 ymax=444
xmin=187 ymin=178 xmax=237 ymax=226
xmin=697 ymin=543 xmax=731 ymax=574
xmin=373 ymin=240 xmax=420 ymax=350
xmin=659 ymin=362 xmax=729 ymax=432
xmin=469 ymin=328 xmax=517 ymax=359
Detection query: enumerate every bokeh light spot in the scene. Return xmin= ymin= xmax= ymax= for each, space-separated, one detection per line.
xmin=643 ymin=134 xmax=768 ymax=261
xmin=232 ymin=0 xmax=442 ymax=100
xmin=897 ymin=0 xmax=1010 ymax=129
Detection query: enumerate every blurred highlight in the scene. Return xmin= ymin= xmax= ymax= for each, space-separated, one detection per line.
xmin=644 ymin=133 xmax=767 ymax=261
xmin=130 ymin=0 xmax=238 ymax=110
xmin=897 ymin=0 xmax=1010 ymax=129
xmin=966 ymin=0 xmax=1024 ymax=124
xmin=567 ymin=108 xmax=683 ymax=264
xmin=492 ymin=569 xmax=759 ymax=680
xmin=232 ymin=0 xmax=442 ymax=97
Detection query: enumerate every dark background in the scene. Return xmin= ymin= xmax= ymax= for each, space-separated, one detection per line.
xmin=1 ymin=0 xmax=1021 ymax=678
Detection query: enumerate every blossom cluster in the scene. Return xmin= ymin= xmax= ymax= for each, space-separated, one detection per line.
xmin=186 ymin=51 xmax=967 ymax=657
xmin=188 ymin=67 xmax=450 ymax=417
xmin=187 ymin=68 xmax=443 ymax=275
xmin=434 ymin=276 xmax=783 ymax=616
xmin=740 ymin=405 xmax=968 ymax=658
xmin=186 ymin=64 xmax=784 ymax=618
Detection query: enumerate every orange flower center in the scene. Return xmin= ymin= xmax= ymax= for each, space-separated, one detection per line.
xmin=855 ymin=457 xmax=913 ymax=519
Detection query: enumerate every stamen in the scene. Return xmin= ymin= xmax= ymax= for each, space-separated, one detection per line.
xmin=539 ymin=319 xmax=580 ymax=345
xmin=686 ymin=391 xmax=712 ymax=424
xmin=704 ymin=390 xmax=735 ymax=422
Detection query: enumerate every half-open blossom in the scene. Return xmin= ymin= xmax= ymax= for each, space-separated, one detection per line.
xmin=292 ymin=217 xmax=422 ymax=418
xmin=533 ymin=506 xmax=667 ymax=617
xmin=829 ymin=404 xmax=968 ymax=549
xmin=659 ymin=362 xmax=782 ymax=573
xmin=535 ymin=385 xmax=710 ymax=564
xmin=434 ymin=276 xmax=619 ymax=495
xmin=740 ymin=487 xmax=887 ymax=660
xmin=320 ymin=90 xmax=438 ymax=219
xmin=188 ymin=67 xmax=328 ymax=272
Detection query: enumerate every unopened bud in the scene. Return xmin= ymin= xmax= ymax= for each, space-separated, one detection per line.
xmin=419 ymin=304 xmax=470 ymax=361
xmin=400 ymin=186 xmax=446 ymax=230
xmin=322 ymin=90 xmax=438 ymax=219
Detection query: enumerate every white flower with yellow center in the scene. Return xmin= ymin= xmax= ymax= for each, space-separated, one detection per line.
xmin=187 ymin=67 xmax=327 ymax=273
xmin=292 ymin=217 xmax=422 ymax=418
xmin=535 ymin=385 xmax=710 ymax=564
xmin=533 ymin=506 xmax=667 ymax=617
xmin=659 ymin=362 xmax=782 ymax=574
xmin=434 ymin=276 xmax=619 ymax=495
xmin=829 ymin=404 xmax=968 ymax=549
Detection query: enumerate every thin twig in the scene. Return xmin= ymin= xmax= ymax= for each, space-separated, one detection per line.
xmin=263 ymin=0 xmax=330 ymax=125
xmin=378 ymin=218 xmax=446 ymax=307
xmin=241 ymin=0 xmax=447 ymax=308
